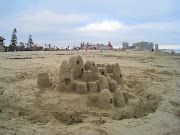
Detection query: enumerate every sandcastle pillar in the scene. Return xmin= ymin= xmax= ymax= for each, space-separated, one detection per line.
xmin=37 ymin=72 xmax=52 ymax=88
xmin=87 ymin=82 xmax=98 ymax=93
xmin=113 ymin=88 xmax=125 ymax=107
xmin=98 ymin=89 xmax=114 ymax=109
xmin=113 ymin=63 xmax=124 ymax=88
xmin=72 ymin=55 xmax=85 ymax=80
xmin=76 ymin=82 xmax=88 ymax=94
xmin=98 ymin=75 xmax=109 ymax=91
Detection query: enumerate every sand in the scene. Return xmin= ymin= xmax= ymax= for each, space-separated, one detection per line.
xmin=0 ymin=50 xmax=180 ymax=135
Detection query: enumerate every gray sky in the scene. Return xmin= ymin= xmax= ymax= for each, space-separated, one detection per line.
xmin=0 ymin=0 xmax=180 ymax=49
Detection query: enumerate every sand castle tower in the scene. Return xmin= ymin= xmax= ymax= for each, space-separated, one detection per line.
xmin=113 ymin=63 xmax=124 ymax=88
xmin=57 ymin=60 xmax=72 ymax=91
xmin=98 ymin=75 xmax=109 ymax=91
xmin=92 ymin=65 xmax=101 ymax=81
xmin=107 ymin=77 xmax=117 ymax=92
xmin=87 ymin=82 xmax=98 ymax=93
xmin=98 ymin=89 xmax=114 ymax=109
xmin=72 ymin=55 xmax=85 ymax=80
xmin=106 ymin=64 xmax=114 ymax=73
xmin=85 ymin=61 xmax=94 ymax=71
xmin=37 ymin=72 xmax=52 ymax=88
xmin=113 ymin=88 xmax=125 ymax=107
xmin=76 ymin=82 xmax=88 ymax=94
xmin=69 ymin=56 xmax=77 ymax=70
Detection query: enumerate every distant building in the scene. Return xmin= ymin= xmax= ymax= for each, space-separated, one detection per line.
xmin=122 ymin=42 xmax=129 ymax=48
xmin=141 ymin=41 xmax=149 ymax=50
xmin=74 ymin=41 xmax=113 ymax=50
xmin=0 ymin=36 xmax=5 ymax=52
xmin=148 ymin=42 xmax=154 ymax=50
xmin=32 ymin=46 xmax=43 ymax=51
xmin=133 ymin=42 xmax=141 ymax=50
xmin=132 ymin=41 xmax=155 ymax=50
xmin=155 ymin=44 xmax=159 ymax=50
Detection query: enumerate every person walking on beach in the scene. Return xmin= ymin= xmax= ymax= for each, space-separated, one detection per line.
xmin=86 ymin=48 xmax=87 ymax=51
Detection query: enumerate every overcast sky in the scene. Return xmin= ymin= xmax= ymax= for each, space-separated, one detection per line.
xmin=0 ymin=0 xmax=180 ymax=49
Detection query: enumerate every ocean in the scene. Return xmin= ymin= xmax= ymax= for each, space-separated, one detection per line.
xmin=160 ymin=49 xmax=180 ymax=54
xmin=174 ymin=49 xmax=180 ymax=53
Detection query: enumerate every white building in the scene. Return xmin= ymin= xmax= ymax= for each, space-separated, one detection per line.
xmin=122 ymin=42 xmax=129 ymax=48
xmin=155 ymin=44 xmax=159 ymax=50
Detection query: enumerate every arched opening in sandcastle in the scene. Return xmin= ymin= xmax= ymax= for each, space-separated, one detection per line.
xmin=77 ymin=61 xmax=79 ymax=64
xmin=101 ymin=71 xmax=105 ymax=75
xmin=79 ymin=69 xmax=84 ymax=78
xmin=120 ymin=74 xmax=122 ymax=78
xmin=110 ymin=99 xmax=113 ymax=104
xmin=93 ymin=63 xmax=95 ymax=66
xmin=64 ymin=78 xmax=70 ymax=86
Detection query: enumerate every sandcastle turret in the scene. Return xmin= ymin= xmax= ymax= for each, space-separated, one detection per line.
xmin=98 ymin=89 xmax=114 ymax=109
xmin=69 ymin=56 xmax=77 ymax=70
xmin=37 ymin=72 xmax=52 ymax=88
xmin=85 ymin=61 xmax=94 ymax=71
xmin=57 ymin=60 xmax=71 ymax=91
xmin=81 ymin=70 xmax=94 ymax=82
xmin=92 ymin=65 xmax=101 ymax=81
xmin=106 ymin=64 xmax=114 ymax=73
xmin=76 ymin=82 xmax=88 ymax=94
xmin=112 ymin=63 xmax=124 ymax=88
xmin=113 ymin=88 xmax=125 ymax=107
xmin=59 ymin=60 xmax=71 ymax=82
xmin=72 ymin=55 xmax=85 ymax=80
xmin=107 ymin=77 xmax=117 ymax=92
xmin=87 ymin=82 xmax=98 ymax=93
xmin=98 ymin=75 xmax=109 ymax=91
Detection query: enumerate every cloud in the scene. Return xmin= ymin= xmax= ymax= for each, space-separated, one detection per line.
xmin=77 ymin=21 xmax=127 ymax=32
xmin=77 ymin=20 xmax=180 ymax=32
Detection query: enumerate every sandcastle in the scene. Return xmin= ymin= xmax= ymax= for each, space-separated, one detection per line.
xmin=36 ymin=55 xmax=139 ymax=109
xmin=54 ymin=55 xmax=137 ymax=109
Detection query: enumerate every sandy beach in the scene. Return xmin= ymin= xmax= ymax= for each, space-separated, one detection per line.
xmin=0 ymin=50 xmax=180 ymax=135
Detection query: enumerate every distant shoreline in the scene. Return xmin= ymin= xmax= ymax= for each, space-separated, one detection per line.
xmin=159 ymin=49 xmax=180 ymax=54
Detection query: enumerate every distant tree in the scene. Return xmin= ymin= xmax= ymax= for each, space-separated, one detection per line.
xmin=9 ymin=28 xmax=17 ymax=51
xmin=48 ymin=44 xmax=51 ymax=49
xmin=44 ymin=44 xmax=46 ymax=48
xmin=33 ymin=44 xmax=38 ymax=47
xmin=19 ymin=42 xmax=25 ymax=48
xmin=56 ymin=47 xmax=59 ymax=50
xmin=28 ymin=35 xmax=34 ymax=48
xmin=25 ymin=43 xmax=29 ymax=48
